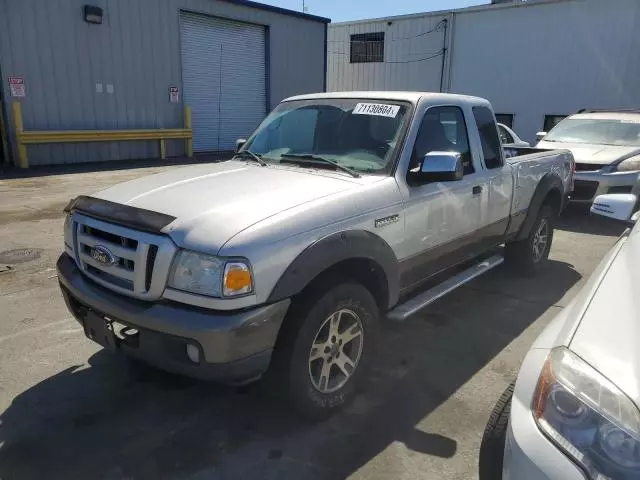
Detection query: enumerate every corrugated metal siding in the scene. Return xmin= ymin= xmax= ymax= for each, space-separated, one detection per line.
xmin=0 ymin=0 xmax=325 ymax=165
xmin=327 ymin=0 xmax=640 ymax=145
xmin=180 ymin=13 xmax=266 ymax=152
xmin=327 ymin=14 xmax=448 ymax=92
xmin=449 ymin=0 xmax=640 ymax=143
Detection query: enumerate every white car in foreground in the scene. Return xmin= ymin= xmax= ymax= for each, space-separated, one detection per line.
xmin=480 ymin=191 xmax=640 ymax=480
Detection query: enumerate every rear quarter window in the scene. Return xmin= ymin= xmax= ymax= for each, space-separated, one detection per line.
xmin=473 ymin=107 xmax=503 ymax=169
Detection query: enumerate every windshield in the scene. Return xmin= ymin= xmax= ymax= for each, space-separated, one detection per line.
xmin=544 ymin=117 xmax=640 ymax=146
xmin=240 ymin=98 xmax=412 ymax=175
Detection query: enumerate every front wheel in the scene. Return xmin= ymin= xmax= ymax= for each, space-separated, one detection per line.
xmin=270 ymin=282 xmax=379 ymax=420
xmin=505 ymin=205 xmax=554 ymax=275
xmin=479 ymin=382 xmax=514 ymax=480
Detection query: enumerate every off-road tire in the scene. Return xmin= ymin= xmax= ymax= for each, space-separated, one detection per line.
xmin=505 ymin=204 xmax=554 ymax=275
xmin=269 ymin=282 xmax=379 ymax=421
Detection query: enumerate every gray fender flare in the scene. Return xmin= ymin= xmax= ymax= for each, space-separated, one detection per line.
xmin=515 ymin=173 xmax=563 ymax=241
xmin=266 ymin=230 xmax=399 ymax=309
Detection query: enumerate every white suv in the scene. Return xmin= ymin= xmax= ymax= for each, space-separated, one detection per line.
xmin=480 ymin=192 xmax=640 ymax=480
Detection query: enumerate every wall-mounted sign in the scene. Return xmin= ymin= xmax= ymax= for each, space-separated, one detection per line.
xmin=169 ymin=86 xmax=179 ymax=104
xmin=9 ymin=77 xmax=25 ymax=97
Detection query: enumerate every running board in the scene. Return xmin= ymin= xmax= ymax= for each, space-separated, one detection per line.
xmin=387 ymin=254 xmax=504 ymax=321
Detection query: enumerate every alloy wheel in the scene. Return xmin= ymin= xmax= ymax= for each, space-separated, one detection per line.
xmin=308 ymin=308 xmax=364 ymax=394
xmin=532 ymin=218 xmax=549 ymax=263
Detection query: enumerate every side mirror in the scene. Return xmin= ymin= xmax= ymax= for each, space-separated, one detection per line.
xmin=591 ymin=194 xmax=638 ymax=222
xmin=412 ymin=152 xmax=464 ymax=183
xmin=536 ymin=131 xmax=547 ymax=141
xmin=235 ymin=138 xmax=247 ymax=153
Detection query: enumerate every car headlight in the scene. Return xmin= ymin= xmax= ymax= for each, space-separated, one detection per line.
xmin=533 ymin=347 xmax=640 ymax=479
xmin=615 ymin=155 xmax=640 ymax=172
xmin=168 ymin=250 xmax=253 ymax=298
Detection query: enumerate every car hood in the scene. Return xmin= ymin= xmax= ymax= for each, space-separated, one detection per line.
xmin=93 ymin=160 xmax=369 ymax=253
xmin=536 ymin=141 xmax=640 ymax=165
xmin=569 ymin=226 xmax=640 ymax=407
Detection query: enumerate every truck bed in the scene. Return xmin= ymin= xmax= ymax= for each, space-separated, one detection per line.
xmin=503 ymin=146 xmax=567 ymax=161
xmin=504 ymin=147 xmax=574 ymax=215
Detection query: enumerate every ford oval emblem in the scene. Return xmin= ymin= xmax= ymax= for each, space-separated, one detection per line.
xmin=90 ymin=245 xmax=116 ymax=266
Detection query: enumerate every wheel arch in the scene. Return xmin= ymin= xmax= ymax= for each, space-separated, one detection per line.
xmin=515 ymin=173 xmax=563 ymax=241
xmin=266 ymin=230 xmax=399 ymax=310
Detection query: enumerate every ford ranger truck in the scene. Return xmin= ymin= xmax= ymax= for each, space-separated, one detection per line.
xmin=57 ymin=92 xmax=574 ymax=419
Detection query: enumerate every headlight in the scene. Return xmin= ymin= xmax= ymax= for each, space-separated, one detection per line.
xmin=615 ymin=155 xmax=640 ymax=172
xmin=533 ymin=347 xmax=640 ymax=479
xmin=168 ymin=250 xmax=253 ymax=298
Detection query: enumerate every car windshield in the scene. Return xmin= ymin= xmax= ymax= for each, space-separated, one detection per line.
xmin=544 ymin=117 xmax=640 ymax=146
xmin=240 ymin=98 xmax=412 ymax=175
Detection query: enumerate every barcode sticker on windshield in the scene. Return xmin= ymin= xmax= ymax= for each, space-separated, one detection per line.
xmin=353 ymin=103 xmax=400 ymax=118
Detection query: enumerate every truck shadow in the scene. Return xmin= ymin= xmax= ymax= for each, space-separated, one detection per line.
xmin=0 ymin=260 xmax=581 ymax=480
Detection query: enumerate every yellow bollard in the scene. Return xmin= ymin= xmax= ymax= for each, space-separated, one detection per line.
xmin=12 ymin=102 xmax=28 ymax=168
xmin=0 ymin=98 xmax=9 ymax=166
xmin=159 ymin=139 xmax=166 ymax=160
xmin=184 ymin=105 xmax=193 ymax=158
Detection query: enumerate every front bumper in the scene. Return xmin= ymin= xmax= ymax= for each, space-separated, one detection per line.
xmin=57 ymin=253 xmax=290 ymax=382
xmin=571 ymin=170 xmax=639 ymax=204
xmin=503 ymin=348 xmax=586 ymax=480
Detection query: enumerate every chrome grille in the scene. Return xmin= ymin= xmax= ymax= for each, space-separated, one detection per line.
xmin=72 ymin=213 xmax=177 ymax=300
xmin=78 ymin=226 xmax=138 ymax=290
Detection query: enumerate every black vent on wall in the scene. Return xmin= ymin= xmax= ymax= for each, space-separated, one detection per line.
xmin=83 ymin=5 xmax=103 ymax=24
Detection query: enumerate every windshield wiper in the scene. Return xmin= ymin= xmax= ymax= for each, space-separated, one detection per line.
xmin=233 ymin=150 xmax=267 ymax=166
xmin=279 ymin=154 xmax=360 ymax=178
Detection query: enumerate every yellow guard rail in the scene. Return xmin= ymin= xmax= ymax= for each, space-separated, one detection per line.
xmin=12 ymin=102 xmax=193 ymax=168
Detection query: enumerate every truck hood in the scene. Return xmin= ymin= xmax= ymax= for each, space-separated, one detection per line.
xmin=569 ymin=227 xmax=640 ymax=407
xmin=536 ymin=140 xmax=640 ymax=165
xmin=93 ymin=160 xmax=367 ymax=253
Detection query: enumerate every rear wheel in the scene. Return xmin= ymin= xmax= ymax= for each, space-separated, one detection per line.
xmin=269 ymin=282 xmax=379 ymax=420
xmin=505 ymin=204 xmax=554 ymax=275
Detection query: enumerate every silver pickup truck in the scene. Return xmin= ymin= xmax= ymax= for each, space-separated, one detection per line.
xmin=57 ymin=92 xmax=574 ymax=419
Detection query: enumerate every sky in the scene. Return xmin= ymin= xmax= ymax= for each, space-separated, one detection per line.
xmin=258 ymin=0 xmax=489 ymax=22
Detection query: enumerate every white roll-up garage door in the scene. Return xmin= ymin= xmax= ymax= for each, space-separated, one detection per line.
xmin=180 ymin=13 xmax=266 ymax=152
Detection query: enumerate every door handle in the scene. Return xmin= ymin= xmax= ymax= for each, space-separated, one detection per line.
xmin=472 ymin=185 xmax=482 ymax=195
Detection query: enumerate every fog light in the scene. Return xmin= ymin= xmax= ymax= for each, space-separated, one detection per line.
xmin=186 ymin=344 xmax=200 ymax=363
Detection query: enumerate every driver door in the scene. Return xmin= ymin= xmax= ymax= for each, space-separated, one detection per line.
xmin=399 ymin=105 xmax=485 ymax=291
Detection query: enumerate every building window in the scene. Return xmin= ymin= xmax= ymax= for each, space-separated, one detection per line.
xmin=495 ymin=114 xmax=514 ymax=129
xmin=544 ymin=115 xmax=567 ymax=132
xmin=473 ymin=106 xmax=503 ymax=169
xmin=350 ymin=32 xmax=385 ymax=63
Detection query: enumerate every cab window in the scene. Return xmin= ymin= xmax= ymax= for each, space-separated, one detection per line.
xmin=412 ymin=106 xmax=473 ymax=175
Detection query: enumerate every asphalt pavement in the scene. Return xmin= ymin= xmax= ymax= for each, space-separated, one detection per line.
xmin=0 ymin=163 xmax=625 ymax=480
